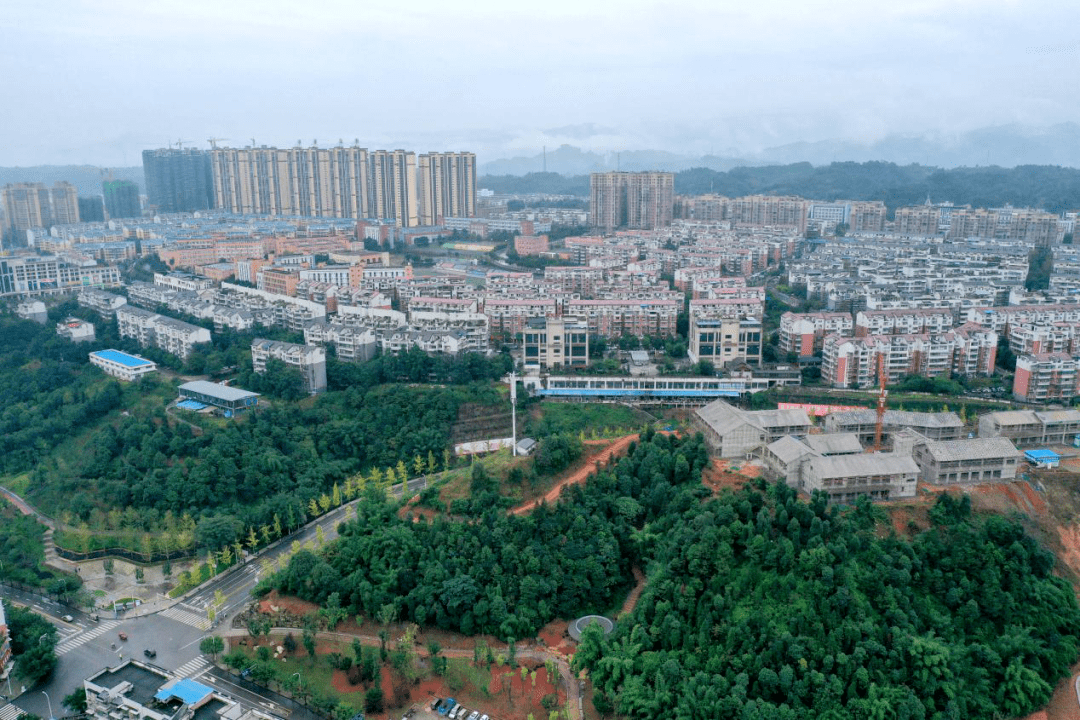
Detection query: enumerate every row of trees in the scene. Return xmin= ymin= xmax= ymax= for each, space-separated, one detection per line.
xmin=7 ymin=604 xmax=59 ymax=686
xmin=573 ymin=484 xmax=1080 ymax=718
xmin=0 ymin=504 xmax=82 ymax=596
xmin=270 ymin=429 xmax=710 ymax=640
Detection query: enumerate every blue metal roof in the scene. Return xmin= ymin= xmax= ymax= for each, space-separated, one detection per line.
xmin=1025 ymin=449 xmax=1061 ymax=460
xmin=154 ymin=679 xmax=213 ymax=705
xmin=91 ymin=349 xmax=154 ymax=368
xmin=538 ymin=388 xmax=740 ymax=398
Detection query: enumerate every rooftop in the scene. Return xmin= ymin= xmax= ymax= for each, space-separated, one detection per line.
xmin=91 ymin=661 xmax=170 ymax=707
xmin=924 ymin=437 xmax=1021 ymax=462
xmin=179 ymin=380 xmax=260 ymax=402
xmin=91 ymin=349 xmax=155 ymax=368
xmin=155 ymin=678 xmax=214 ymax=706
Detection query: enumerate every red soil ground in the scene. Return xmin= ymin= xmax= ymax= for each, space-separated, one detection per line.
xmin=701 ymin=458 xmax=763 ymax=493
xmin=510 ymin=434 xmax=639 ymax=515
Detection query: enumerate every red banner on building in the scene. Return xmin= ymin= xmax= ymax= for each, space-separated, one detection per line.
xmin=777 ymin=402 xmax=869 ymax=417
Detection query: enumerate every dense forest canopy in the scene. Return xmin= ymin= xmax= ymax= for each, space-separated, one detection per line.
xmin=480 ymin=162 xmax=1080 ymax=215
xmin=270 ymin=430 xmax=711 ymax=639
xmin=0 ymin=312 xmax=512 ymax=548
xmin=574 ymin=488 xmax=1080 ymax=719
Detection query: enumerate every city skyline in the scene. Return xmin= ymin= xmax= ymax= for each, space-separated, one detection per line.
xmin=2 ymin=0 xmax=1078 ymax=167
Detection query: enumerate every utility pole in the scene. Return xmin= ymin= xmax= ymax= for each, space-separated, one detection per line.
xmin=510 ymin=371 xmax=517 ymax=456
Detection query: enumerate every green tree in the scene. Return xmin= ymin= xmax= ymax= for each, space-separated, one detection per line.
xmin=364 ymin=685 xmax=384 ymax=713
xmin=199 ymin=635 xmax=225 ymax=659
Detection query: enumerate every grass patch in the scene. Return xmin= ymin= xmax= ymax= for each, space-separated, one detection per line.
xmin=0 ymin=472 xmax=31 ymax=496
xmin=527 ymin=402 xmax=649 ymax=437
xmin=234 ymin=642 xmax=367 ymax=710
xmin=446 ymin=657 xmax=491 ymax=697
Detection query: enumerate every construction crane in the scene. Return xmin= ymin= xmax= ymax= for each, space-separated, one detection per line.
xmin=207 ymin=137 xmax=229 ymax=150
xmin=873 ymin=352 xmax=888 ymax=453
xmin=173 ymin=138 xmax=193 ymax=150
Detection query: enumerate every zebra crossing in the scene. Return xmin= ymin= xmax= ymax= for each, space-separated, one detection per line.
xmin=0 ymin=704 xmax=26 ymax=720
xmin=174 ymin=656 xmax=211 ymax=679
xmin=56 ymin=619 xmax=120 ymax=655
xmin=160 ymin=605 xmax=212 ymax=630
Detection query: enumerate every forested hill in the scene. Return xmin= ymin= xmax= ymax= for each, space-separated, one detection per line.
xmin=480 ymin=162 xmax=1080 ymax=215
xmin=574 ymin=489 xmax=1080 ymax=718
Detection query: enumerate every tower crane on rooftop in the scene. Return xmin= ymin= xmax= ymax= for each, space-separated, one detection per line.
xmin=873 ymin=352 xmax=888 ymax=453
xmin=207 ymin=137 xmax=229 ymax=150
xmin=173 ymin=139 xmax=193 ymax=150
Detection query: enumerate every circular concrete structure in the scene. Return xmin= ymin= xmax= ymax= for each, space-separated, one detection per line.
xmin=569 ymin=614 xmax=615 ymax=642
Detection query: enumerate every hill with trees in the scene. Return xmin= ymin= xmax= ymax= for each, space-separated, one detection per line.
xmin=480 ymin=162 xmax=1080 ymax=215
xmin=573 ymin=488 xmax=1080 ymax=719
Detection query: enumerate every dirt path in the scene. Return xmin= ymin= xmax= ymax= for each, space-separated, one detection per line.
xmin=619 ymin=566 xmax=646 ymax=616
xmin=510 ymin=434 xmax=639 ymax=516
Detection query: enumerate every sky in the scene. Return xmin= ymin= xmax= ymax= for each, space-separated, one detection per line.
xmin=2 ymin=0 xmax=1078 ymax=166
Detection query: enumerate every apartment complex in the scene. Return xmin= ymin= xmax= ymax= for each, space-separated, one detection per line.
xmin=894 ymin=202 xmax=1063 ymax=244
xmin=590 ymin=171 xmax=674 ymax=231
xmin=209 ymin=145 xmax=475 ymax=227
xmin=2 ymin=182 xmax=80 ymax=236
xmin=142 ymin=147 xmax=214 ymax=213
xmin=822 ymin=325 xmax=997 ymax=388
xmin=116 ymin=305 xmax=211 ymax=359
xmin=250 ymin=338 xmax=327 ymax=394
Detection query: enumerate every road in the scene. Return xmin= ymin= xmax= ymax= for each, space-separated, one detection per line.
xmin=1 ymin=472 xmax=434 ymax=720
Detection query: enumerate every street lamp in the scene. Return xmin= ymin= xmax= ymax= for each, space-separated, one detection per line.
xmin=38 ymin=633 xmax=49 ymax=646
xmin=42 ymin=691 xmax=55 ymax=720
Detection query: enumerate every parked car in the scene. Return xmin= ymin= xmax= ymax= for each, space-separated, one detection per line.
xmin=430 ymin=698 xmax=441 ymax=711
xmin=467 ymin=712 xmax=480 ymax=720
xmin=449 ymin=706 xmax=466 ymax=720
xmin=143 ymin=649 xmax=156 ymax=659
xmin=437 ymin=699 xmax=456 ymax=716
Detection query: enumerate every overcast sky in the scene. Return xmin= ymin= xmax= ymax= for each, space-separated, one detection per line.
xmin=2 ymin=0 xmax=1078 ymax=166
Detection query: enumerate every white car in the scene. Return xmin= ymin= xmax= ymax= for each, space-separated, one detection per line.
xmin=448 ymin=707 xmax=465 ymax=720
xmin=467 ymin=713 xmax=479 ymax=720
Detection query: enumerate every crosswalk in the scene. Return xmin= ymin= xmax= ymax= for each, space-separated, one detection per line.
xmin=160 ymin=605 xmax=212 ymax=631
xmin=56 ymin=619 xmax=120 ymax=655
xmin=0 ymin=704 xmax=26 ymax=720
xmin=174 ymin=656 xmax=212 ymax=679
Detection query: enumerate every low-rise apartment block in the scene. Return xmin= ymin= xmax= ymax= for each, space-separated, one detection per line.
xmin=979 ymin=408 xmax=1080 ymax=447
xmin=116 ymin=305 xmax=210 ymax=359
xmin=822 ymin=324 xmax=997 ymax=388
xmin=688 ymin=315 xmax=763 ymax=366
xmin=1013 ymin=353 xmax=1080 ymax=402
xmin=78 ymin=288 xmax=128 ymax=316
xmin=89 ymin=349 xmax=157 ymax=381
xmin=57 ymin=317 xmax=96 ymax=342
xmin=804 ymin=453 xmax=919 ymax=503
xmin=523 ymin=316 xmax=589 ymax=370
xmin=154 ymin=271 xmax=213 ymax=292
xmin=855 ymin=308 xmax=955 ymax=336
xmin=778 ymin=311 xmax=853 ymax=356
xmin=824 ymin=409 xmax=964 ymax=446
xmin=894 ymin=429 xmax=1021 ymax=485
xmin=251 ymin=338 xmax=327 ymax=394
xmin=564 ymin=298 xmax=679 ymax=338
xmin=692 ymin=399 xmax=812 ymax=458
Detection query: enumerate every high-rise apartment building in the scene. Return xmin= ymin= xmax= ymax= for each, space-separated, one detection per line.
xmin=417 ymin=152 xmax=476 ymax=225
xmin=369 ymin=149 xmax=418 ymax=227
xmin=2 ymin=182 xmax=80 ymax=237
xmin=211 ymin=145 xmax=371 ymax=219
xmin=142 ymin=148 xmax=214 ymax=214
xmin=78 ymin=196 xmax=105 ymax=222
xmin=102 ymin=179 xmax=141 ymax=219
xmin=590 ymin=171 xmax=674 ymax=231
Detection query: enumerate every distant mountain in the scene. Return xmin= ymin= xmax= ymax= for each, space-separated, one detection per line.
xmin=479 ymin=145 xmax=751 ymax=176
xmin=0 ymin=165 xmax=144 ymax=196
xmin=480 ymin=162 xmax=1080 ymax=215
xmin=755 ymin=123 xmax=1080 ymax=168
xmin=479 ymin=124 xmax=1080 ymax=176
